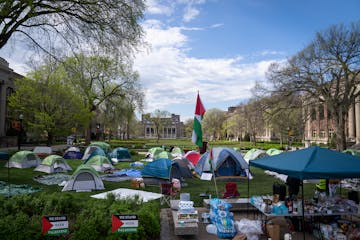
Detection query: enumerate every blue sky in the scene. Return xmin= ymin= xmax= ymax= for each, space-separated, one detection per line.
xmin=1 ymin=0 xmax=360 ymax=121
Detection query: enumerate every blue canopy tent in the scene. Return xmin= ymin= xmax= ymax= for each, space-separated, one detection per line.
xmin=249 ymin=146 xmax=360 ymax=239
xmin=250 ymin=146 xmax=360 ymax=180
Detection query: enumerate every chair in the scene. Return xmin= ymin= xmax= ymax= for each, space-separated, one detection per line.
xmin=160 ymin=182 xmax=177 ymax=206
xmin=222 ymin=182 xmax=240 ymax=198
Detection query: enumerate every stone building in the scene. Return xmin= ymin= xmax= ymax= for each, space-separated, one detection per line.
xmin=303 ymin=99 xmax=360 ymax=145
xmin=0 ymin=58 xmax=23 ymax=146
xmin=141 ymin=113 xmax=185 ymax=139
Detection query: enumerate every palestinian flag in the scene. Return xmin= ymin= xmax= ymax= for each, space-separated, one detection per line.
xmin=191 ymin=93 xmax=206 ymax=148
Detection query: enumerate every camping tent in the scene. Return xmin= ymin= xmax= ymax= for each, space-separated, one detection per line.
xmin=184 ymin=150 xmax=201 ymax=166
xmin=154 ymin=151 xmax=172 ymax=160
xmin=195 ymin=147 xmax=249 ymax=178
xmin=250 ymin=146 xmax=360 ymax=179
xmin=33 ymin=146 xmax=53 ymax=159
xmin=243 ymin=148 xmax=267 ymax=163
xmin=141 ymin=158 xmax=182 ymax=181
xmin=266 ymin=148 xmax=283 ymax=156
xmin=5 ymin=150 xmax=41 ymax=168
xmin=173 ymin=157 xmax=193 ymax=178
xmin=147 ymin=147 xmax=164 ymax=158
xmin=84 ymin=155 xmax=114 ymax=172
xmin=62 ymin=165 xmax=104 ymax=192
xmin=34 ymin=155 xmax=72 ymax=173
xmin=63 ymin=146 xmax=83 ymax=159
xmin=82 ymin=145 xmax=107 ymax=161
xmin=109 ymin=147 xmax=132 ymax=162
xmin=171 ymin=147 xmax=184 ymax=157
xmin=89 ymin=141 xmax=111 ymax=153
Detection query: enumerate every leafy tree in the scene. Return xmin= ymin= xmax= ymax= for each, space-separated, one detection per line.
xmin=202 ymin=108 xmax=226 ymax=141
xmin=143 ymin=110 xmax=171 ymax=142
xmin=8 ymin=60 xmax=90 ymax=144
xmin=225 ymin=113 xmax=245 ymax=141
xmin=184 ymin=118 xmax=194 ymax=138
xmin=0 ymin=0 xmax=145 ymax=58
xmin=63 ymin=54 xmax=142 ymax=143
xmin=267 ymin=22 xmax=360 ymax=150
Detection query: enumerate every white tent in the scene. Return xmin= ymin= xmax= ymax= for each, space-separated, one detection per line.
xmin=62 ymin=165 xmax=104 ymax=192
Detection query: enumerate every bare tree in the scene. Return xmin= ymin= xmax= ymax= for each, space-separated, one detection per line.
xmin=267 ymin=22 xmax=360 ymax=150
xmin=143 ymin=110 xmax=171 ymax=142
xmin=0 ymin=0 xmax=145 ymax=58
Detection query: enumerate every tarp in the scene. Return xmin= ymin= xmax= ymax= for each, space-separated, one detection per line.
xmin=195 ymin=147 xmax=249 ymax=177
xmin=250 ymin=146 xmax=360 ymax=180
xmin=62 ymin=165 xmax=104 ymax=192
xmin=109 ymin=147 xmax=132 ymax=162
xmin=5 ymin=150 xmax=41 ymax=168
xmin=34 ymin=155 xmax=72 ymax=173
xmin=91 ymin=188 xmax=163 ymax=202
xmin=63 ymin=146 xmax=83 ymax=159
xmin=84 ymin=155 xmax=114 ymax=172
xmin=184 ymin=150 xmax=201 ymax=165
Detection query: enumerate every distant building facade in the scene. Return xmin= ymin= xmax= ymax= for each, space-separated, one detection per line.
xmin=141 ymin=113 xmax=185 ymax=139
xmin=303 ymin=99 xmax=360 ymax=145
xmin=0 ymin=58 xmax=23 ymax=146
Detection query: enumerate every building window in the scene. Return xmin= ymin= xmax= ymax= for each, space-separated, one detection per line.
xmin=320 ymin=129 xmax=326 ymax=138
xmin=312 ymin=129 xmax=317 ymax=138
xmin=329 ymin=129 xmax=334 ymax=138
xmin=319 ymin=105 xmax=324 ymax=120
xmin=311 ymin=108 xmax=317 ymax=121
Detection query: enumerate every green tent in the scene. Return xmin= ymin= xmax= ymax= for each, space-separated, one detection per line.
xmin=5 ymin=150 xmax=41 ymax=168
xmin=84 ymin=155 xmax=114 ymax=172
xmin=243 ymin=148 xmax=267 ymax=162
xmin=171 ymin=147 xmax=184 ymax=157
xmin=266 ymin=148 xmax=283 ymax=156
xmin=62 ymin=165 xmax=104 ymax=192
xmin=90 ymin=141 xmax=111 ymax=153
xmin=154 ymin=151 xmax=172 ymax=160
xmin=34 ymin=155 xmax=72 ymax=173
xmin=147 ymin=147 xmax=164 ymax=158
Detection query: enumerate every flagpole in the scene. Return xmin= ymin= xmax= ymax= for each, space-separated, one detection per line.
xmin=209 ymin=147 xmax=219 ymax=198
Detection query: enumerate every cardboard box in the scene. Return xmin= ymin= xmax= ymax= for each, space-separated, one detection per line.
xmin=266 ymin=224 xmax=280 ymax=240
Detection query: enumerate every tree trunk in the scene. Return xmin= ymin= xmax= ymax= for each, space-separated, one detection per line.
xmin=85 ymin=124 xmax=91 ymax=145
xmin=333 ymin=108 xmax=347 ymax=151
xmin=47 ymin=132 xmax=53 ymax=146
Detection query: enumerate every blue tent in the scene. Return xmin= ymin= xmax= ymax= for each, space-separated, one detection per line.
xmin=63 ymin=147 xmax=83 ymax=159
xmin=195 ymin=147 xmax=248 ymax=177
xmin=141 ymin=158 xmax=181 ymax=180
xmin=109 ymin=147 xmax=132 ymax=162
xmin=250 ymin=146 xmax=360 ymax=180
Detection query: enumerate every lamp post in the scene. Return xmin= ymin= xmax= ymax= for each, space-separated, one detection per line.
xmin=17 ymin=114 xmax=24 ymax=150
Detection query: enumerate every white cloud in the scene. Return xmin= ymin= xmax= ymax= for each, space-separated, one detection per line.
xmin=146 ymin=0 xmax=174 ymax=16
xmin=134 ymin=22 xmax=277 ymax=114
xmin=183 ymin=6 xmax=200 ymax=22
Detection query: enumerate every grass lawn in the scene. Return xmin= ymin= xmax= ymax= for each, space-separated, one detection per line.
xmin=0 ymin=151 xmax=342 ymax=207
